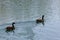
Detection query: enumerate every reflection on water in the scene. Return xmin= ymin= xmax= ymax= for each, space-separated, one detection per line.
xmin=0 ymin=0 xmax=60 ymax=40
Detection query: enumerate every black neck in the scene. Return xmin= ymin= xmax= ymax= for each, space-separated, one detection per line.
xmin=12 ymin=24 xmax=14 ymax=28
xmin=42 ymin=15 xmax=44 ymax=20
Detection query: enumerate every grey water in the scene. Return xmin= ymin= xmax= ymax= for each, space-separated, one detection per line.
xmin=0 ymin=0 xmax=60 ymax=40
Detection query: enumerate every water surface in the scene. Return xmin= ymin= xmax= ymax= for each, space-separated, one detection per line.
xmin=0 ymin=0 xmax=60 ymax=40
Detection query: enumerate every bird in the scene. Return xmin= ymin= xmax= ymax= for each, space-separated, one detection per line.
xmin=5 ymin=22 xmax=15 ymax=32
xmin=36 ymin=15 xmax=44 ymax=25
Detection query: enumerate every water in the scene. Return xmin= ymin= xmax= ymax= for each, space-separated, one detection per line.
xmin=0 ymin=0 xmax=60 ymax=40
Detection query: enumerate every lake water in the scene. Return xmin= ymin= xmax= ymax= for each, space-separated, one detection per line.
xmin=0 ymin=0 xmax=60 ymax=40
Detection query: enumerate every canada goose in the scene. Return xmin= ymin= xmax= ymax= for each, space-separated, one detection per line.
xmin=36 ymin=15 xmax=44 ymax=25
xmin=6 ymin=22 xmax=15 ymax=32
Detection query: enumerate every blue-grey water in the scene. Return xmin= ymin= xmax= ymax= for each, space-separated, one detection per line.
xmin=0 ymin=0 xmax=60 ymax=40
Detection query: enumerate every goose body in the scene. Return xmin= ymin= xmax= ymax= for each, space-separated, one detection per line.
xmin=36 ymin=19 xmax=44 ymax=23
xmin=6 ymin=26 xmax=15 ymax=31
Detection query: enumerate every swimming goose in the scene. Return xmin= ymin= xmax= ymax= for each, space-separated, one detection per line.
xmin=36 ymin=15 xmax=44 ymax=25
xmin=6 ymin=22 xmax=15 ymax=32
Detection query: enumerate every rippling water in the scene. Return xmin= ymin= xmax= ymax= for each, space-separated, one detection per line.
xmin=0 ymin=0 xmax=60 ymax=40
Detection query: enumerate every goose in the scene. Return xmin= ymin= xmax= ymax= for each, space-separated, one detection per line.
xmin=36 ymin=15 xmax=44 ymax=25
xmin=6 ymin=22 xmax=15 ymax=32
